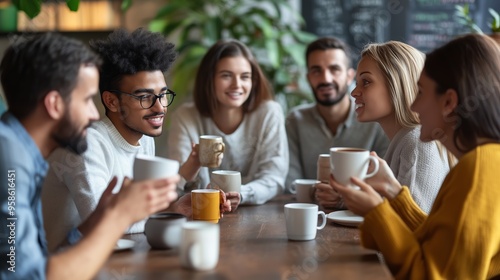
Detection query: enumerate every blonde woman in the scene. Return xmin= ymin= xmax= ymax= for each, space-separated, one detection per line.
xmin=331 ymin=34 xmax=500 ymax=280
xmin=317 ymin=41 xmax=451 ymax=213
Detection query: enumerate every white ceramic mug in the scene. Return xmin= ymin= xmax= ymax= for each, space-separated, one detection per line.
xmin=210 ymin=170 xmax=241 ymax=193
xmin=289 ymin=179 xmax=320 ymax=203
xmin=329 ymin=147 xmax=379 ymax=188
xmin=133 ymin=154 xmax=179 ymax=181
xmin=180 ymin=221 xmax=220 ymax=271
xmin=284 ymin=203 xmax=326 ymax=241
xmin=144 ymin=212 xmax=187 ymax=249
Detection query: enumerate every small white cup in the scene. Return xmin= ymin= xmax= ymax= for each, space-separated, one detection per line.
xmin=284 ymin=203 xmax=326 ymax=241
xmin=210 ymin=170 xmax=241 ymax=193
xmin=180 ymin=221 xmax=220 ymax=271
xmin=133 ymin=154 xmax=179 ymax=181
xmin=329 ymin=147 xmax=379 ymax=188
xmin=290 ymin=179 xmax=320 ymax=203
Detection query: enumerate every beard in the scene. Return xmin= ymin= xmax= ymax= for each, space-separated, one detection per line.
xmin=53 ymin=111 xmax=91 ymax=155
xmin=312 ymin=82 xmax=349 ymax=106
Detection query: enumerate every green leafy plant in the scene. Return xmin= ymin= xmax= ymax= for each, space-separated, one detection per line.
xmin=455 ymin=4 xmax=500 ymax=34
xmin=455 ymin=4 xmax=483 ymax=34
xmin=12 ymin=0 xmax=133 ymax=19
xmin=489 ymin=8 xmax=500 ymax=33
xmin=12 ymin=0 xmax=79 ymax=19
xmin=149 ymin=0 xmax=317 ymax=111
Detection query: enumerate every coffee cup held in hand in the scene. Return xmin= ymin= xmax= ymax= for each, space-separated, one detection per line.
xmin=329 ymin=147 xmax=379 ymax=188
xmin=144 ymin=212 xmax=187 ymax=249
xmin=191 ymin=189 xmax=220 ymax=223
xmin=199 ymin=135 xmax=225 ymax=168
xmin=133 ymin=154 xmax=179 ymax=181
xmin=317 ymin=154 xmax=331 ymax=183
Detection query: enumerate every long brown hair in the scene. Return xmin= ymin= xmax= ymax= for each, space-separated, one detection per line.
xmin=425 ymin=34 xmax=500 ymax=154
xmin=193 ymin=39 xmax=273 ymax=118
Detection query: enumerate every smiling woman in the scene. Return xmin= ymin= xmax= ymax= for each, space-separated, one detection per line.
xmin=348 ymin=41 xmax=452 ymax=214
xmin=167 ymin=39 xmax=289 ymax=207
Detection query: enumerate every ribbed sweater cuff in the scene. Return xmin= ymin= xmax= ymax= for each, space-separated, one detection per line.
xmin=389 ymin=186 xmax=426 ymax=229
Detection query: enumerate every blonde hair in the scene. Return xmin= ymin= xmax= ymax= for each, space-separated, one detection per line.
xmin=361 ymin=41 xmax=456 ymax=167
xmin=360 ymin=41 xmax=424 ymax=129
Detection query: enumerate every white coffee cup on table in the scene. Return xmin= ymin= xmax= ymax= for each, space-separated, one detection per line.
xmin=284 ymin=203 xmax=326 ymax=241
xmin=210 ymin=170 xmax=241 ymax=193
xmin=290 ymin=179 xmax=319 ymax=203
xmin=180 ymin=221 xmax=220 ymax=271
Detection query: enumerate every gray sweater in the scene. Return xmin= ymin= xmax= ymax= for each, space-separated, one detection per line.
xmin=384 ymin=126 xmax=449 ymax=213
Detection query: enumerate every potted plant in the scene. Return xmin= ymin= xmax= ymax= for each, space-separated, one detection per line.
xmin=0 ymin=0 xmax=17 ymax=32
xmin=455 ymin=4 xmax=500 ymax=44
xmin=149 ymin=0 xmax=317 ymax=111
xmin=12 ymin=0 xmax=133 ymax=19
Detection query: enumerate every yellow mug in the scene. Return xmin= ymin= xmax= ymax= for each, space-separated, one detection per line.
xmin=191 ymin=189 xmax=220 ymax=223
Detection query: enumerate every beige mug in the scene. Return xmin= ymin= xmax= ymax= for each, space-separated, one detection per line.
xmin=317 ymin=154 xmax=331 ymax=183
xmin=199 ymin=135 xmax=225 ymax=168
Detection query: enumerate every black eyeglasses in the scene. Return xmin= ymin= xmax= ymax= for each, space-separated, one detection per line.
xmin=108 ymin=88 xmax=176 ymax=109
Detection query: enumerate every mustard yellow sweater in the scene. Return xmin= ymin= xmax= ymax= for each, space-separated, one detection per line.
xmin=360 ymin=144 xmax=500 ymax=279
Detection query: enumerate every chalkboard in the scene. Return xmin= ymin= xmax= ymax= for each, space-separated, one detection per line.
xmin=302 ymin=0 xmax=389 ymax=57
xmin=302 ymin=0 xmax=500 ymax=59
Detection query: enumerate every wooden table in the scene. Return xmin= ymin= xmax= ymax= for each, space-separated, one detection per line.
xmin=96 ymin=195 xmax=392 ymax=280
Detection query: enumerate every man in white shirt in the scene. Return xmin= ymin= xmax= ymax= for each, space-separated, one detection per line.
xmin=42 ymin=28 xmax=199 ymax=252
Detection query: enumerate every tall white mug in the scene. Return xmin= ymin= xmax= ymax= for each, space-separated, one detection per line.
xmin=329 ymin=147 xmax=379 ymax=188
xmin=284 ymin=203 xmax=326 ymax=241
xmin=180 ymin=221 xmax=220 ymax=271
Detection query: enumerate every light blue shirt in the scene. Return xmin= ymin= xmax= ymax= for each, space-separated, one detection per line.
xmin=0 ymin=112 xmax=48 ymax=279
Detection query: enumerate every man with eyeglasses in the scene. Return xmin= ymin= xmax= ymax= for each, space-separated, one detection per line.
xmin=41 ymin=28 xmax=201 ymax=252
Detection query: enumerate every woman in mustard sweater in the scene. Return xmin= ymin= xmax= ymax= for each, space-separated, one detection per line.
xmin=331 ymin=34 xmax=500 ymax=279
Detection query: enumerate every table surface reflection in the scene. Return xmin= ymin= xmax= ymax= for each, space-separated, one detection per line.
xmin=96 ymin=195 xmax=392 ymax=280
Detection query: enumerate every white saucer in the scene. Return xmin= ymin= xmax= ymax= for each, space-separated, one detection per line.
xmin=327 ymin=210 xmax=364 ymax=227
xmin=114 ymin=239 xmax=135 ymax=251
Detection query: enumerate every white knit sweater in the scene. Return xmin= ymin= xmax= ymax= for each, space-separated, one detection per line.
xmin=167 ymin=101 xmax=289 ymax=205
xmin=41 ymin=117 xmax=155 ymax=252
xmin=384 ymin=126 xmax=449 ymax=213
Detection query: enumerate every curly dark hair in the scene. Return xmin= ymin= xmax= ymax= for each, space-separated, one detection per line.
xmin=89 ymin=28 xmax=177 ymax=95
xmin=0 ymin=33 xmax=101 ymax=120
